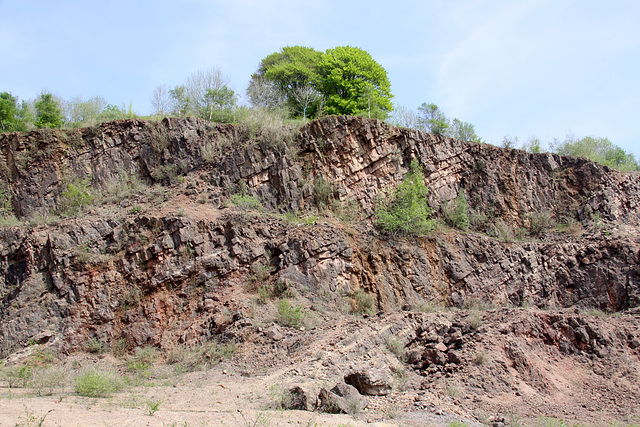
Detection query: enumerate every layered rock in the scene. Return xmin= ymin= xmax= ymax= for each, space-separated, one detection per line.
xmin=0 ymin=116 xmax=638 ymax=356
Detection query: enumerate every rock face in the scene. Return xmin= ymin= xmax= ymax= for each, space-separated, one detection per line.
xmin=0 ymin=116 xmax=639 ymax=356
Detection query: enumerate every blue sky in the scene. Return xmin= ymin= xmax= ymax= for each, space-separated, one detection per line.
xmin=2 ymin=0 xmax=638 ymax=155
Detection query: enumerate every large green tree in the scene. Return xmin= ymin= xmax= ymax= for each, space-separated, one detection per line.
xmin=248 ymin=46 xmax=393 ymax=119
xmin=34 ymin=93 xmax=63 ymax=129
xmin=0 ymin=92 xmax=19 ymax=131
xmin=319 ymin=46 xmax=393 ymax=119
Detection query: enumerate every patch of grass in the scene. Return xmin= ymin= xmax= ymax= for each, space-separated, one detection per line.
xmin=166 ymin=340 xmax=237 ymax=373
xmin=74 ymin=370 xmax=123 ymax=398
xmin=231 ymin=193 xmax=262 ymax=212
xmin=474 ymin=351 xmax=486 ymax=365
xmin=126 ymin=346 xmax=159 ymax=376
xmin=385 ymin=336 xmax=406 ymax=362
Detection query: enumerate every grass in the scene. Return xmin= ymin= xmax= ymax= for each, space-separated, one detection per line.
xmin=74 ymin=370 xmax=123 ymax=398
xmin=385 ymin=335 xmax=406 ymax=362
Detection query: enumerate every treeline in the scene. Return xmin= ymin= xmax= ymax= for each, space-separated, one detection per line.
xmin=1 ymin=44 xmax=638 ymax=171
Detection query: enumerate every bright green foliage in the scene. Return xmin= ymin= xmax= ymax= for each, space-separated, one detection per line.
xmin=443 ymin=188 xmax=470 ymax=231
xmin=250 ymin=45 xmax=393 ymax=119
xmin=0 ymin=92 xmax=31 ymax=132
xmin=74 ymin=370 xmax=122 ymax=398
xmin=319 ymin=46 xmax=393 ymax=119
xmin=375 ymin=159 xmax=435 ymax=236
xmin=203 ymin=86 xmax=236 ymax=121
xmin=34 ymin=93 xmax=63 ymax=129
xmin=551 ymin=135 xmax=639 ymax=171
xmin=0 ymin=92 xmax=19 ymax=131
xmin=276 ymin=298 xmax=304 ymax=328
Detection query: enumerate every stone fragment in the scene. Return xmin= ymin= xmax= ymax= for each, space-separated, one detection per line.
xmin=344 ymin=369 xmax=392 ymax=396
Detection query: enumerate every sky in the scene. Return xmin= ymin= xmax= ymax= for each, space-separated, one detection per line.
xmin=1 ymin=0 xmax=639 ymax=155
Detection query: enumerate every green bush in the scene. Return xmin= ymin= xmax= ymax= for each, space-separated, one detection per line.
xmin=443 ymin=188 xmax=469 ymax=231
xmin=74 ymin=370 xmax=123 ymax=397
xmin=59 ymin=177 xmax=93 ymax=215
xmin=276 ymin=298 xmax=304 ymax=328
xmin=375 ymin=159 xmax=435 ymax=236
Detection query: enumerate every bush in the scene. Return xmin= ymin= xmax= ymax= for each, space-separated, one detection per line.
xmin=59 ymin=177 xmax=93 ymax=215
xmin=375 ymin=159 xmax=435 ymax=236
xmin=276 ymin=298 xmax=304 ymax=328
xmin=443 ymin=188 xmax=469 ymax=231
xmin=166 ymin=341 xmax=237 ymax=373
xmin=348 ymin=289 xmax=376 ymax=315
xmin=74 ymin=370 xmax=123 ymax=397
xmin=526 ymin=211 xmax=555 ymax=236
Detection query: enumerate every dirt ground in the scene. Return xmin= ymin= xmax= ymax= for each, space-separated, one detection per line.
xmin=3 ymin=306 xmax=640 ymax=426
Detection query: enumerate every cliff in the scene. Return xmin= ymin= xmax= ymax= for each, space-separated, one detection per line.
xmin=0 ymin=116 xmax=638 ymax=358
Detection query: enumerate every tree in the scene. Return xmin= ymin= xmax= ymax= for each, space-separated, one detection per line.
xmin=203 ymin=86 xmax=236 ymax=121
xmin=0 ymin=92 xmax=19 ymax=131
xmin=290 ymin=84 xmax=322 ymax=121
xmin=169 ymin=85 xmax=190 ymax=117
xmin=250 ymin=46 xmax=323 ymax=117
xmin=249 ymin=45 xmax=393 ymax=119
xmin=66 ymin=96 xmax=108 ymax=127
xmin=319 ymin=46 xmax=393 ymax=119
xmin=246 ymin=75 xmax=287 ymax=110
xmin=551 ymin=135 xmax=639 ymax=171
xmin=389 ymin=105 xmax=421 ymax=130
xmin=450 ymin=118 xmax=482 ymax=143
xmin=417 ymin=103 xmax=449 ymax=135
xmin=35 ymin=92 xmax=63 ymax=129
xmin=151 ymin=84 xmax=171 ymax=117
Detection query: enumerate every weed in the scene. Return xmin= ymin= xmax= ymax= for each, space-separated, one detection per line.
xmin=447 ymin=421 xmax=469 ymax=427
xmin=442 ymin=188 xmax=469 ymax=231
xmin=146 ymin=399 xmax=161 ymax=415
xmin=474 ymin=351 xmax=486 ymax=365
xmin=247 ymin=257 xmax=273 ymax=292
xmin=385 ymin=336 xmax=406 ymax=362
xmin=348 ymin=289 xmax=377 ymax=315
xmin=231 ymin=193 xmax=262 ymax=212
xmin=58 ymin=176 xmax=94 ymax=216
xmin=445 ymin=384 xmax=459 ymax=397
xmin=313 ymin=177 xmax=334 ymax=208
xmin=31 ymin=365 xmax=68 ymax=396
xmin=16 ymin=406 xmax=54 ymax=427
xmin=527 ymin=211 xmax=555 ymax=236
xmin=276 ymin=298 xmax=305 ymax=329
xmin=74 ymin=370 xmax=123 ymax=398
xmin=166 ymin=340 xmax=237 ymax=373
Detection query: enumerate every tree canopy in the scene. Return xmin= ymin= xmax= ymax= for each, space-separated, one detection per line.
xmin=35 ymin=93 xmax=63 ymax=129
xmin=248 ymin=45 xmax=393 ymax=120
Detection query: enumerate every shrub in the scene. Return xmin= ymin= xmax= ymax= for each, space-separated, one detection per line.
xmin=166 ymin=341 xmax=237 ymax=372
xmin=349 ymin=289 xmax=376 ymax=315
xmin=443 ymin=188 xmax=469 ymax=231
xmin=276 ymin=298 xmax=304 ymax=329
xmin=375 ymin=159 xmax=435 ymax=236
xmin=230 ymin=193 xmax=261 ymax=212
xmin=59 ymin=177 xmax=93 ymax=215
xmin=313 ymin=177 xmax=334 ymax=208
xmin=74 ymin=370 xmax=123 ymax=397
xmin=385 ymin=336 xmax=406 ymax=362
xmin=526 ymin=211 xmax=555 ymax=236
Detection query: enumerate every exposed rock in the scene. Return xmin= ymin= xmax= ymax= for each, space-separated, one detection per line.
xmin=318 ymin=382 xmax=367 ymax=414
xmin=344 ymin=368 xmax=393 ymax=396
